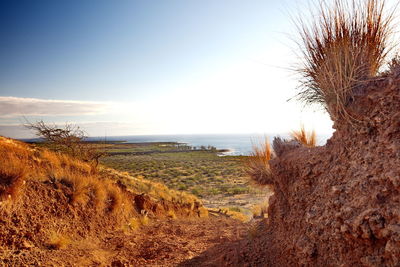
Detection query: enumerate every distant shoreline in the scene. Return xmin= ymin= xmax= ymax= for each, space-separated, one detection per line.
xmin=20 ymin=133 xmax=332 ymax=156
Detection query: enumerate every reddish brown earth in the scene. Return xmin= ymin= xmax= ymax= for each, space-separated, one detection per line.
xmin=0 ymin=215 xmax=247 ymax=266
xmin=0 ymin=177 xmax=248 ymax=266
xmin=192 ymin=68 xmax=400 ymax=266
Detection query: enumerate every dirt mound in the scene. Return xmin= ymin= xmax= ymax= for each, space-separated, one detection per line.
xmin=202 ymin=70 xmax=400 ymax=266
xmin=0 ymin=137 xmax=215 ymax=265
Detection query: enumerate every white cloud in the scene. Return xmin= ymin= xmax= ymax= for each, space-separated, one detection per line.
xmin=0 ymin=124 xmax=33 ymax=139
xmin=0 ymin=121 xmax=151 ymax=139
xmin=0 ymin=96 xmax=112 ymax=117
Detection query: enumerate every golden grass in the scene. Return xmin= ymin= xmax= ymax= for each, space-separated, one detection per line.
xmin=245 ymin=140 xmax=274 ymax=186
xmin=0 ymin=137 xmax=131 ymax=218
xmin=198 ymin=207 xmax=209 ymax=218
xmin=48 ymin=232 xmax=71 ymax=250
xmin=128 ymin=215 xmax=149 ymax=230
xmin=128 ymin=217 xmax=141 ymax=230
xmin=0 ymin=144 xmax=29 ymax=201
xmin=167 ymin=210 xmax=177 ymax=219
xmin=0 ymin=158 xmax=27 ymax=201
xmin=296 ymin=0 xmax=396 ymax=121
xmin=209 ymin=207 xmax=249 ymax=222
xmin=0 ymin=136 xmax=205 ymax=225
xmin=101 ymin=167 xmax=200 ymax=207
xmin=251 ymin=200 xmax=269 ymax=218
xmin=290 ymin=126 xmax=317 ymax=147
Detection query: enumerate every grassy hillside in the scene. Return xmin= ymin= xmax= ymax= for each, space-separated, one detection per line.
xmin=0 ymin=136 xmax=257 ymax=266
xmin=0 ymin=136 xmax=207 ymax=248
xmin=100 ymin=142 xmax=267 ymax=196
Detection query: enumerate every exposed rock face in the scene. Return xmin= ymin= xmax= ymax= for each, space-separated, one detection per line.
xmin=224 ymin=70 xmax=400 ymax=266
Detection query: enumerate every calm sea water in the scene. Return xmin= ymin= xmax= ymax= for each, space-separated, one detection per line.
xmin=89 ymin=133 xmax=331 ymax=156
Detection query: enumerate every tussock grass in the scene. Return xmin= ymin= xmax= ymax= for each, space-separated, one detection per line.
xmin=0 ymin=136 xmax=131 ymax=218
xmin=0 ymin=136 xmax=206 ymax=224
xmin=251 ymin=200 xmax=269 ymax=218
xmin=245 ymin=140 xmax=274 ymax=186
xmin=48 ymin=232 xmax=71 ymax=250
xmin=127 ymin=215 xmax=149 ymax=231
xmin=296 ymin=0 xmax=396 ymax=121
xmin=167 ymin=210 xmax=177 ymax=219
xmin=290 ymin=126 xmax=317 ymax=147
xmin=0 ymin=155 xmax=27 ymax=201
xmin=0 ymin=138 xmax=30 ymax=201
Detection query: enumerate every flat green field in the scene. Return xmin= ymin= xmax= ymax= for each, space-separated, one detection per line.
xmin=100 ymin=142 xmax=269 ymax=211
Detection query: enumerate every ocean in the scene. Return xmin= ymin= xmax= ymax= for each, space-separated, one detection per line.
xmin=89 ymin=133 xmax=332 ymax=156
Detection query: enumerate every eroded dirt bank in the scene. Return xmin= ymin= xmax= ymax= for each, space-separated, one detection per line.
xmin=0 ymin=137 xmax=249 ymax=266
xmin=194 ymin=70 xmax=400 ymax=266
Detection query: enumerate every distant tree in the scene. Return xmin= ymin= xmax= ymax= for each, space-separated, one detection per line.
xmin=24 ymin=120 xmax=105 ymax=167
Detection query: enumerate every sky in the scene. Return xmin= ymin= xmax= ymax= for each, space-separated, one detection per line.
xmin=2 ymin=0 xmax=390 ymax=138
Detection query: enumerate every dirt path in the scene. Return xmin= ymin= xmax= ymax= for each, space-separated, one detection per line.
xmin=1 ymin=217 xmax=249 ymax=266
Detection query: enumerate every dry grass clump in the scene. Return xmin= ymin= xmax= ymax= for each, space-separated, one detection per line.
xmin=105 ymin=183 xmax=124 ymax=214
xmin=296 ymin=0 xmax=396 ymax=120
xmin=0 ymin=138 xmax=30 ymax=201
xmin=48 ymin=232 xmax=71 ymax=250
xmin=245 ymin=140 xmax=274 ymax=186
xmin=290 ymin=126 xmax=317 ymax=147
xmin=48 ymin=168 xmax=131 ymax=217
xmin=127 ymin=215 xmax=150 ymax=231
xmin=0 ymin=136 xmax=132 ymax=219
xmin=198 ymin=206 xmax=209 ymax=218
xmin=0 ymin=154 xmax=27 ymax=201
xmin=251 ymin=200 xmax=269 ymax=219
xmin=167 ymin=210 xmax=177 ymax=219
xmin=40 ymin=150 xmax=93 ymax=177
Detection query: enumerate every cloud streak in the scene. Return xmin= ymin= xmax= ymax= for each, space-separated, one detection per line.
xmin=0 ymin=96 xmax=111 ymax=117
xmin=0 ymin=121 xmax=153 ymax=139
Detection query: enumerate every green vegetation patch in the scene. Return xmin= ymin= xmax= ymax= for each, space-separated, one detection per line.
xmin=99 ymin=142 xmax=262 ymax=198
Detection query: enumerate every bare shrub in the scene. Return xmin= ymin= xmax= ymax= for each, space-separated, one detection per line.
xmin=25 ymin=120 xmax=105 ymax=167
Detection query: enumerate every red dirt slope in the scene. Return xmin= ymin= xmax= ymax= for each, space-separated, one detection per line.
xmin=193 ymin=64 xmax=400 ymax=266
xmin=2 ymin=137 xmax=248 ymax=266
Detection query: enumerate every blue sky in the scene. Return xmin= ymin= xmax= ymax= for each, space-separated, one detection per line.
xmin=0 ymin=0 xmax=338 ymax=138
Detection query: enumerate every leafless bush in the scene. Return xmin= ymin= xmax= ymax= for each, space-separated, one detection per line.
xmin=25 ymin=120 xmax=105 ymax=167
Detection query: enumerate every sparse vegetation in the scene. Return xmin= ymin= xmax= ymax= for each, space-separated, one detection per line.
xmin=0 ymin=136 xmax=201 ymax=222
xmin=128 ymin=215 xmax=150 ymax=231
xmin=48 ymin=232 xmax=71 ymax=250
xmin=25 ymin=120 xmax=105 ymax=167
xmin=251 ymin=200 xmax=269 ymax=219
xmin=0 ymin=155 xmax=27 ymax=201
xmin=290 ymin=125 xmax=316 ymax=147
xmin=167 ymin=210 xmax=177 ymax=219
xmin=244 ymin=139 xmax=273 ymax=186
xmin=296 ymin=0 xmax=396 ymax=120
xmin=100 ymin=142 xmax=260 ymax=198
